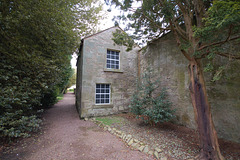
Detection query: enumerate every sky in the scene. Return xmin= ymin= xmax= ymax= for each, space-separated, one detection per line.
xmin=71 ymin=53 xmax=78 ymax=68
xmin=70 ymin=1 xmax=142 ymax=68
xmin=71 ymin=1 xmax=121 ymax=68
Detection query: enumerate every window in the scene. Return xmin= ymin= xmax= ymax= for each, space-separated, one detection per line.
xmin=95 ymin=84 xmax=110 ymax=104
xmin=106 ymin=50 xmax=120 ymax=69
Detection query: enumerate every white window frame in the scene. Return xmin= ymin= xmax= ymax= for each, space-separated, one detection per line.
xmin=106 ymin=50 xmax=120 ymax=70
xmin=95 ymin=84 xmax=111 ymax=104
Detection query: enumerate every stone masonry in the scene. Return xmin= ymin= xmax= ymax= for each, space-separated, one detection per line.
xmin=76 ymin=27 xmax=240 ymax=143
xmin=138 ymin=32 xmax=240 ymax=143
xmin=76 ymin=26 xmax=139 ymax=118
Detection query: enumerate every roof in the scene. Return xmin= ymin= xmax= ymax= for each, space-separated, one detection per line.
xmin=77 ymin=26 xmax=124 ymax=66
xmin=82 ymin=26 xmax=124 ymax=40
xmin=138 ymin=31 xmax=172 ymax=52
xmin=78 ymin=26 xmax=123 ymax=53
xmin=77 ymin=26 xmax=141 ymax=66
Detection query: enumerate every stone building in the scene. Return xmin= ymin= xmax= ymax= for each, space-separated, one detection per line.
xmin=76 ymin=27 xmax=240 ymax=143
xmin=76 ymin=26 xmax=139 ymax=118
xmin=138 ymin=32 xmax=240 ymax=143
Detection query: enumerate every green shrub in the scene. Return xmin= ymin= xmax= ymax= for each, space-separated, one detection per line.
xmin=41 ymin=87 xmax=58 ymax=108
xmin=130 ymin=68 xmax=175 ymax=125
xmin=0 ymin=0 xmax=101 ymax=142
xmin=68 ymin=89 xmax=74 ymax=92
xmin=0 ymin=110 xmax=42 ymax=141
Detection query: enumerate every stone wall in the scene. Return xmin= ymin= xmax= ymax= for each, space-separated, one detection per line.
xmin=139 ymin=32 xmax=240 ymax=143
xmin=76 ymin=41 xmax=83 ymax=116
xmin=76 ymin=27 xmax=139 ymax=118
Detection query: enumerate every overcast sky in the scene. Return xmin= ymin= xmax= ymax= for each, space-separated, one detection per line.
xmin=71 ymin=1 xmax=122 ymax=68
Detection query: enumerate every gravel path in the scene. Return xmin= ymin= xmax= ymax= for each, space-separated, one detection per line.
xmin=0 ymin=93 xmax=154 ymax=160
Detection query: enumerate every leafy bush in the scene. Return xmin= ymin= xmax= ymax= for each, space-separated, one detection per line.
xmin=0 ymin=0 xmax=102 ymax=142
xmin=41 ymin=87 xmax=59 ymax=108
xmin=0 ymin=110 xmax=42 ymax=142
xmin=68 ymin=89 xmax=74 ymax=92
xmin=130 ymin=68 xmax=175 ymax=125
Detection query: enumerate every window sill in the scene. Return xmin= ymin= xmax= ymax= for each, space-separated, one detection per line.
xmin=93 ymin=104 xmax=114 ymax=109
xmin=104 ymin=68 xmax=123 ymax=73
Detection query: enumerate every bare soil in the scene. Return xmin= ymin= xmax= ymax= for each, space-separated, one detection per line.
xmin=108 ymin=113 xmax=240 ymax=160
xmin=0 ymin=93 xmax=153 ymax=160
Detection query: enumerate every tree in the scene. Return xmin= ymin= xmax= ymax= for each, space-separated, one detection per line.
xmin=67 ymin=69 xmax=77 ymax=89
xmin=0 ymin=0 xmax=102 ymax=141
xmin=106 ymin=0 xmax=240 ymax=159
xmin=130 ymin=68 xmax=175 ymax=125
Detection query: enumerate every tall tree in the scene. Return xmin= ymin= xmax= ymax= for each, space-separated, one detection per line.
xmin=0 ymin=0 xmax=102 ymax=140
xmin=107 ymin=0 xmax=240 ymax=159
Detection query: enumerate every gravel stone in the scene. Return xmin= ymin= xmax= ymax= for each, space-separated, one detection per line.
xmin=128 ymin=139 xmax=134 ymax=146
xmin=160 ymin=156 xmax=168 ymax=160
xmin=155 ymin=147 xmax=162 ymax=153
xmin=148 ymin=151 xmax=153 ymax=155
xmin=104 ymin=127 xmax=108 ymax=131
xmin=138 ymin=146 xmax=145 ymax=152
xmin=131 ymin=143 xmax=138 ymax=148
xmin=154 ymin=151 xmax=159 ymax=159
xmin=143 ymin=146 xmax=149 ymax=153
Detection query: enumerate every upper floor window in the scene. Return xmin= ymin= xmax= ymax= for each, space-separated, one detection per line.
xmin=106 ymin=50 xmax=120 ymax=69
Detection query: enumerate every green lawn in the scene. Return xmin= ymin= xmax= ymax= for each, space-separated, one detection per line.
xmin=95 ymin=117 xmax=122 ymax=126
xmin=68 ymin=89 xmax=74 ymax=93
xmin=57 ymin=93 xmax=64 ymax=101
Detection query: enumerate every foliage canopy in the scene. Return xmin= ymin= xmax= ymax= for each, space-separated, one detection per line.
xmin=107 ymin=0 xmax=239 ymax=159
xmin=108 ymin=0 xmax=240 ymax=61
xmin=0 ymin=0 xmax=102 ymax=141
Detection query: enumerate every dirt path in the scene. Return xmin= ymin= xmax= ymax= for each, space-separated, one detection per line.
xmin=0 ymin=93 xmax=153 ymax=160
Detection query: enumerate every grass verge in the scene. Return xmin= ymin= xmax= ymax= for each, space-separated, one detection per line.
xmin=95 ymin=117 xmax=122 ymax=126
xmin=68 ymin=89 xmax=74 ymax=93
xmin=57 ymin=93 xmax=64 ymax=101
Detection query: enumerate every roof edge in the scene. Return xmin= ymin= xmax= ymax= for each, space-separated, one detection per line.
xmin=82 ymin=26 xmax=123 ymax=40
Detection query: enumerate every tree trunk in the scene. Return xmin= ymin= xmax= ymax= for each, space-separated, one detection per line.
xmin=188 ymin=59 xmax=224 ymax=160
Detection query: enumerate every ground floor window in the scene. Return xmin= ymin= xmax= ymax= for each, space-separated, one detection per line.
xmin=95 ymin=84 xmax=110 ymax=104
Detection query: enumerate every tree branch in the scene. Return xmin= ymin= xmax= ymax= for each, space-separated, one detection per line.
xmin=198 ymin=36 xmax=240 ymax=51
xmin=216 ymin=52 xmax=240 ymax=60
xmin=176 ymin=1 xmax=188 ymax=17
xmin=169 ymin=20 xmax=192 ymax=61
xmin=226 ymin=25 xmax=233 ymax=41
xmin=193 ymin=0 xmax=206 ymax=27
xmin=140 ymin=11 xmax=171 ymax=31
xmin=196 ymin=49 xmax=240 ymax=60
xmin=173 ymin=21 xmax=188 ymax=42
